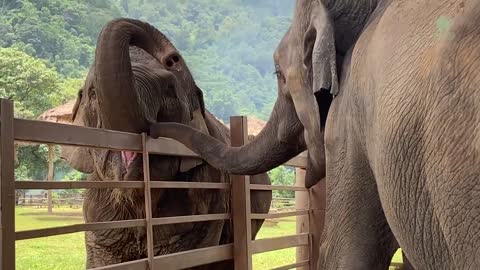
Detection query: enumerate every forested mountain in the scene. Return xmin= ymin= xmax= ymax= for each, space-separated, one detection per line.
xmin=1 ymin=0 xmax=295 ymax=188
xmin=1 ymin=0 xmax=294 ymax=121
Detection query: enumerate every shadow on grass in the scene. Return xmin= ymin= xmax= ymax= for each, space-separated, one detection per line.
xmin=33 ymin=216 xmax=84 ymax=222
xmin=18 ymin=211 xmax=83 ymax=217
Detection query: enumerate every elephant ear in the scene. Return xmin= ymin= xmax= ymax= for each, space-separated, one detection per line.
xmin=303 ymin=1 xmax=338 ymax=96
xmin=178 ymin=85 xmax=208 ymax=173
xmin=61 ymin=89 xmax=95 ymax=173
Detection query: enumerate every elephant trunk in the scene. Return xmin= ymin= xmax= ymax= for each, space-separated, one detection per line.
xmin=95 ymin=18 xmax=177 ymax=133
xmin=150 ymin=99 xmax=305 ymax=175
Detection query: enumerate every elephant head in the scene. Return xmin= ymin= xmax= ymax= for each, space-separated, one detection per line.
xmin=62 ymin=18 xmax=208 ymax=180
xmin=149 ymin=0 xmax=337 ymax=188
xmin=60 ymin=18 xmax=241 ymax=267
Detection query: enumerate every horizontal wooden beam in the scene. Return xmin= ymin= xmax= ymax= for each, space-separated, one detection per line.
xmin=146 ymin=137 xmax=198 ymax=157
xmin=15 ymin=181 xmax=144 ymax=189
xmin=13 ymin=119 xmax=307 ymax=164
xmin=153 ymin=244 xmax=233 ymax=269
xmin=13 ymin=119 xmax=204 ymax=157
xmin=150 ymin=181 xmax=230 ymax=189
xmin=270 ymin=260 xmax=309 ymax=270
xmin=15 ymin=181 xmax=231 ymax=190
xmin=251 ymin=210 xmax=309 ymax=220
xmin=283 ymin=151 xmax=307 ymax=168
xmin=251 ymin=233 xmax=309 ymax=254
xmin=152 ymin=214 xmax=231 ymax=226
xmin=16 ymin=219 xmax=146 ymax=240
xmin=88 ymin=259 xmax=148 ymax=270
xmin=14 ymin=119 xmax=142 ymax=151
xmin=249 ymin=184 xmax=307 ymax=191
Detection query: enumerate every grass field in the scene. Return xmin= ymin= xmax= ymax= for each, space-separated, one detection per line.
xmin=15 ymin=207 xmax=403 ymax=269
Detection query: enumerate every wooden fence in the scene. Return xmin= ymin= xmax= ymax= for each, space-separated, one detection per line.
xmin=0 ymin=98 xmax=321 ymax=270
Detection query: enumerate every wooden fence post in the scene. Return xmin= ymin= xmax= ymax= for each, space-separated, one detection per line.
xmin=230 ymin=116 xmax=252 ymax=270
xmin=308 ymin=179 xmax=326 ymax=269
xmin=0 ymin=99 xmax=16 ymax=270
xmin=47 ymin=145 xmax=54 ymax=214
xmin=142 ymin=133 xmax=155 ymax=269
xmin=295 ymin=168 xmax=309 ymax=269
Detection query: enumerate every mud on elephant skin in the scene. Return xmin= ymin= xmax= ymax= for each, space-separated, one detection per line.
xmin=61 ymin=18 xmax=271 ymax=269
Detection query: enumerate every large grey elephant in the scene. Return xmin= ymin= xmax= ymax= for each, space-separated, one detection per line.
xmin=150 ymin=0 xmax=480 ymax=269
xmin=61 ymin=18 xmax=271 ymax=269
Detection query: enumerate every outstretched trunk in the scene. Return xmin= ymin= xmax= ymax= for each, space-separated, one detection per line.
xmin=95 ymin=18 xmax=177 ymax=133
xmin=151 ymin=98 xmax=307 ymax=175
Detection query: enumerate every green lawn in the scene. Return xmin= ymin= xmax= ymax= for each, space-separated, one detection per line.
xmin=253 ymin=218 xmax=297 ymax=269
xmin=15 ymin=207 xmax=85 ymax=270
xmin=15 ymin=207 xmax=403 ymax=269
xmin=253 ymin=218 xmax=404 ymax=269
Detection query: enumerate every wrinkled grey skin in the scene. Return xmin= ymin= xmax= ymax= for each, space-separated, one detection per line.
xmin=62 ymin=18 xmax=271 ymax=269
xmin=319 ymin=0 xmax=480 ymax=269
xmin=150 ymin=0 xmax=480 ymax=269
xmin=149 ymin=0 xmax=336 ymax=189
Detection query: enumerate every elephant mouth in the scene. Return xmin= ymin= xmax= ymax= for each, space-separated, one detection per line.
xmin=122 ymin=151 xmax=138 ymax=174
xmin=119 ymin=151 xmax=185 ymax=182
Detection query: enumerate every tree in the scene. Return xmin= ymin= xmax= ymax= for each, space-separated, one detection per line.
xmin=268 ymin=166 xmax=295 ymax=198
xmin=2 ymin=0 xmax=295 ymax=122
xmin=3 ymin=0 xmax=298 ymax=184
xmin=0 ymin=47 xmax=63 ymax=118
xmin=0 ymin=0 xmax=121 ymax=77
xmin=0 ymin=47 xmax=80 ymax=181
xmin=114 ymin=0 xmax=293 ymax=122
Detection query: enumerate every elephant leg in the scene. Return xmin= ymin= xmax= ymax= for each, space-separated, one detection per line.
xmin=318 ymin=146 xmax=397 ymax=270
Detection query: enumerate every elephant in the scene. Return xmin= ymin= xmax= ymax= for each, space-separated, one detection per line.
xmin=61 ymin=18 xmax=272 ymax=269
xmin=149 ymin=0 xmax=480 ymax=269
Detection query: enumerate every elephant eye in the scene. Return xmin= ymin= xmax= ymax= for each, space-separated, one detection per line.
xmin=274 ymin=64 xmax=286 ymax=83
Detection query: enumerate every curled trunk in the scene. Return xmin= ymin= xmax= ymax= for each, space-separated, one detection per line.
xmin=95 ymin=18 xmax=177 ymax=133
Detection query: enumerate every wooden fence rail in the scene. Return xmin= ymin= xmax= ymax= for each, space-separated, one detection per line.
xmin=7 ymin=98 xmax=419 ymax=270
xmin=0 ymin=98 xmax=320 ymax=270
xmin=0 ymin=98 xmax=410 ymax=269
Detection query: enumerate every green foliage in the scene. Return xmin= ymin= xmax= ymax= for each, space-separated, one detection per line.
xmin=54 ymin=77 xmax=83 ymax=105
xmin=0 ymin=0 xmax=121 ymax=77
xmin=112 ymin=0 xmax=294 ymax=121
xmin=57 ymin=169 xmax=87 ymax=197
xmin=0 ymin=47 xmax=80 ymax=181
xmin=15 ymin=144 xmax=50 ymax=180
xmin=0 ymin=47 xmax=60 ymax=118
xmin=3 ymin=0 xmax=295 ymax=181
xmin=0 ymin=47 xmax=79 ymax=182
xmin=268 ymin=166 xmax=295 ymax=198
xmin=15 ymin=144 xmax=81 ymax=183
xmin=1 ymin=0 xmax=294 ymax=121
xmin=63 ymin=170 xmax=87 ymax=181
xmin=0 ymin=47 xmax=78 ymax=119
